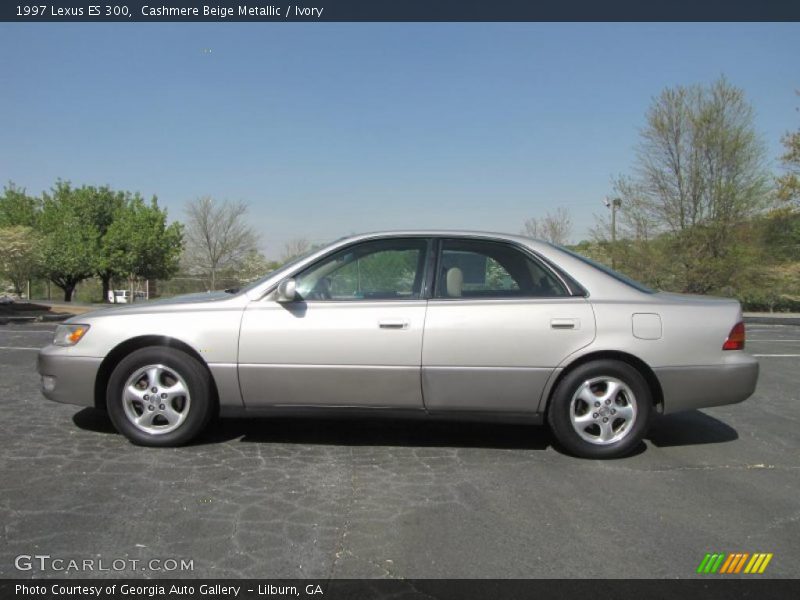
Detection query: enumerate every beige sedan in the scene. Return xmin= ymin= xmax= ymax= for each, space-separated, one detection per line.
xmin=38 ymin=231 xmax=758 ymax=458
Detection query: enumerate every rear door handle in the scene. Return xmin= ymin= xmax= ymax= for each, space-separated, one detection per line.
xmin=551 ymin=318 xmax=579 ymax=330
xmin=379 ymin=320 xmax=409 ymax=330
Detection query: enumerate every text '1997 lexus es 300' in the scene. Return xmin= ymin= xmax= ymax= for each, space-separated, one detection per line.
xmin=37 ymin=231 xmax=758 ymax=458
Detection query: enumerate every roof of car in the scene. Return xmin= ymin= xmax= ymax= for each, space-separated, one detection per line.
xmin=338 ymin=230 xmax=548 ymax=247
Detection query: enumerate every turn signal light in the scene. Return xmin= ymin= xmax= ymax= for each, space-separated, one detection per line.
xmin=53 ymin=324 xmax=90 ymax=346
xmin=722 ymin=322 xmax=745 ymax=351
xmin=68 ymin=326 xmax=88 ymax=344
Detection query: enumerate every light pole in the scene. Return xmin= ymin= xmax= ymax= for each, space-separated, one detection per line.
xmin=604 ymin=197 xmax=622 ymax=269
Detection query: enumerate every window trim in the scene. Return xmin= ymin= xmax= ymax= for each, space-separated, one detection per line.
xmin=552 ymin=244 xmax=652 ymax=294
xmin=528 ymin=247 xmax=588 ymax=297
xmin=421 ymin=238 xmax=440 ymax=300
xmin=430 ymin=237 xmax=580 ymax=301
xmin=287 ymin=236 xmax=434 ymax=304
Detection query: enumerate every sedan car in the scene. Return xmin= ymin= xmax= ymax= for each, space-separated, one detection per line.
xmin=37 ymin=231 xmax=759 ymax=458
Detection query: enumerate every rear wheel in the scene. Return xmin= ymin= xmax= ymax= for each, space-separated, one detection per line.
xmin=106 ymin=347 xmax=214 ymax=446
xmin=547 ymin=359 xmax=653 ymax=458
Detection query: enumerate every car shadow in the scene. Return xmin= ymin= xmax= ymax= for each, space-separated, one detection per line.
xmin=646 ymin=410 xmax=739 ymax=447
xmin=71 ymin=407 xmax=552 ymax=450
xmin=71 ymin=407 xmax=737 ymax=453
xmin=202 ymin=417 xmax=555 ymax=450
xmin=72 ymin=407 xmax=118 ymax=434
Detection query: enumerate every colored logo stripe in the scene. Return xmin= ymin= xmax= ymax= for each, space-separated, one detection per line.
xmin=745 ymin=553 xmax=773 ymax=574
xmin=720 ymin=553 xmax=748 ymax=573
xmin=719 ymin=553 xmax=736 ymax=573
xmin=697 ymin=553 xmax=725 ymax=573
xmin=697 ymin=553 xmax=773 ymax=574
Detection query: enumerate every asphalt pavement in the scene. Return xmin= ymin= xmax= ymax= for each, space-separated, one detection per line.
xmin=0 ymin=322 xmax=797 ymax=579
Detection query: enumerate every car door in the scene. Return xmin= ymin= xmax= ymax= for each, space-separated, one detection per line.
xmin=238 ymin=237 xmax=431 ymax=408
xmin=421 ymin=237 xmax=596 ymax=413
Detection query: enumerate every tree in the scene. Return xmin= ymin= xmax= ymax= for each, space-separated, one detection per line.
xmin=38 ymin=182 xmax=99 ymax=301
xmin=0 ymin=183 xmax=42 ymax=298
xmin=281 ymin=237 xmax=312 ymax=263
xmin=522 ymin=207 xmax=572 ymax=245
xmin=0 ymin=226 xmax=42 ymax=295
xmin=103 ymin=196 xmax=183 ymax=290
xmin=238 ymin=249 xmax=279 ymax=282
xmin=37 ymin=181 xmax=138 ymax=301
xmin=0 ymin=182 xmax=39 ymax=227
xmin=777 ymin=95 xmax=800 ymax=205
xmin=86 ymin=186 xmax=127 ymax=301
xmin=595 ymin=77 xmax=770 ymax=293
xmin=183 ymin=197 xmax=257 ymax=290
xmin=758 ymin=208 xmax=800 ymax=263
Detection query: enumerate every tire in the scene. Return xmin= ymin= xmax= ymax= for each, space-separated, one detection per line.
xmin=547 ymin=359 xmax=653 ymax=459
xmin=106 ymin=346 xmax=214 ymax=446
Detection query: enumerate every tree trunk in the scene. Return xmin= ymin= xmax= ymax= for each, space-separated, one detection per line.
xmin=210 ymin=268 xmax=216 ymax=291
xmin=63 ymin=284 xmax=75 ymax=302
xmin=101 ymin=274 xmax=111 ymax=303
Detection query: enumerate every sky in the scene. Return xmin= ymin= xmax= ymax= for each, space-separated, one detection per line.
xmin=1 ymin=22 xmax=798 ymax=258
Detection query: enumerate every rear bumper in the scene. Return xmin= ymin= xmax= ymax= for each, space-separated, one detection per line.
xmin=654 ymin=354 xmax=759 ymax=414
xmin=37 ymin=345 xmax=101 ymax=408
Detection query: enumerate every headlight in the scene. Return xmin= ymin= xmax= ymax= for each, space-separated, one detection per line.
xmin=53 ymin=324 xmax=90 ymax=346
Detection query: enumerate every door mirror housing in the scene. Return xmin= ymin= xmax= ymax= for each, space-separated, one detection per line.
xmin=275 ymin=278 xmax=297 ymax=303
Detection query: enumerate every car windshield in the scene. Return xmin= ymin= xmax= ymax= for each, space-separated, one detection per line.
xmin=235 ymin=245 xmax=328 ymax=295
xmin=553 ymin=245 xmax=656 ymax=294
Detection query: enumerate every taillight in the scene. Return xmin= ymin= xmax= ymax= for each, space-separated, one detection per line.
xmin=722 ymin=322 xmax=745 ymax=351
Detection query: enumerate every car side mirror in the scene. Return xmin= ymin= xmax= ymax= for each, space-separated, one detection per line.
xmin=275 ymin=278 xmax=297 ymax=303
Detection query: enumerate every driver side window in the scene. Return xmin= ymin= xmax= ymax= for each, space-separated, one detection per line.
xmin=295 ymin=238 xmax=429 ymax=301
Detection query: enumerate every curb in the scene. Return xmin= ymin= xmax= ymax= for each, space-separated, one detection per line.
xmin=39 ymin=314 xmax=73 ymax=322
xmin=0 ymin=314 xmax=74 ymax=325
xmin=743 ymin=315 xmax=800 ymax=326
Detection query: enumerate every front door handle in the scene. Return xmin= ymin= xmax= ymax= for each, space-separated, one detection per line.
xmin=378 ymin=320 xmax=409 ymax=330
xmin=551 ymin=318 xmax=579 ymax=330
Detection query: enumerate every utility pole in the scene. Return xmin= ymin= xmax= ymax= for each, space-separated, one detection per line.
xmin=604 ymin=197 xmax=622 ymax=269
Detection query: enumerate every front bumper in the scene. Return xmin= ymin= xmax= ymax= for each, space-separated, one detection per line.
xmin=654 ymin=353 xmax=760 ymax=414
xmin=37 ymin=345 xmax=102 ymax=407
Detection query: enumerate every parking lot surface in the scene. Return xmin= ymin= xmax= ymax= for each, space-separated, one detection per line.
xmin=0 ymin=322 xmax=798 ymax=579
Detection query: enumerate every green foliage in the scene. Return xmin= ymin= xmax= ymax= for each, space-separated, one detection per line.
xmin=757 ymin=208 xmax=800 ymax=263
xmin=0 ymin=182 xmax=39 ymax=227
xmin=7 ymin=180 xmax=185 ymax=301
xmin=357 ymin=250 xmax=418 ymax=293
xmin=38 ymin=182 xmax=101 ymax=300
xmin=485 ymin=258 xmax=518 ymax=290
xmin=86 ymin=186 xmax=128 ymax=287
xmin=579 ymin=207 xmax=800 ymax=312
xmin=328 ymin=250 xmax=419 ymax=297
xmin=730 ymin=209 xmax=800 ymax=311
xmin=777 ymin=129 xmax=800 ymax=205
xmin=734 ymin=260 xmax=800 ymax=312
xmin=103 ymin=196 xmax=183 ymax=282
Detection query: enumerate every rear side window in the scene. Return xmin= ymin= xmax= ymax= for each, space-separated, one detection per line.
xmin=435 ymin=239 xmax=568 ymax=299
xmin=554 ymin=245 xmax=655 ymax=294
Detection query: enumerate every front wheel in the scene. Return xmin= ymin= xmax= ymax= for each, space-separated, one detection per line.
xmin=547 ymin=360 xmax=653 ymax=459
xmin=106 ymin=347 xmax=214 ymax=446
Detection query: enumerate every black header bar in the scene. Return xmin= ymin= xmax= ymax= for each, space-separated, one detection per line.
xmin=3 ymin=579 xmax=800 ymax=600
xmin=3 ymin=0 xmax=800 ymax=22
